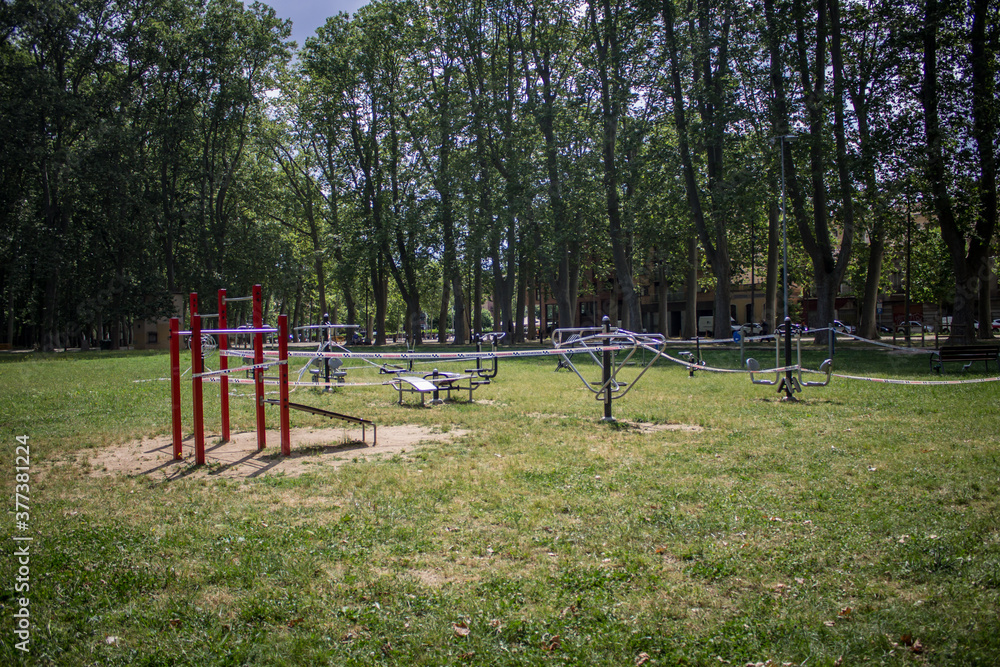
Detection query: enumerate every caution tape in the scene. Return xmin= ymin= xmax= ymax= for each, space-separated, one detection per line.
xmin=224 ymin=345 xmax=639 ymax=361
xmin=191 ymin=359 xmax=287 ymax=379
xmin=642 ymin=345 xmax=800 ymax=375
xmin=801 ymin=368 xmax=1000 ymax=386
xmin=831 ymin=331 xmax=931 ymax=354
xmin=205 ymin=376 xmax=391 ymax=388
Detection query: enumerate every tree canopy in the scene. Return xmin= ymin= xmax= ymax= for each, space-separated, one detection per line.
xmin=2 ymin=0 xmax=997 ymax=349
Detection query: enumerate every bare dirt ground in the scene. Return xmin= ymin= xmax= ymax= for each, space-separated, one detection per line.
xmin=84 ymin=425 xmax=468 ymax=481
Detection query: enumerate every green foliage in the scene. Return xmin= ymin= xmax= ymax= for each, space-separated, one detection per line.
xmin=2 ymin=0 xmax=994 ymax=354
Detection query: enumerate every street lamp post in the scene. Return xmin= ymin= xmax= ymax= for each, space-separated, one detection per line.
xmin=776 ymin=135 xmax=796 ymax=321
xmin=772 ymin=134 xmax=796 ymax=400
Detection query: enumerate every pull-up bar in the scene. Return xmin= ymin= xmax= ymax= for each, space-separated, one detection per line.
xmin=168 ymin=309 xmax=292 ymax=465
xmin=172 ymin=285 xmax=287 ymax=464
xmin=178 ymin=327 xmax=276 ymax=336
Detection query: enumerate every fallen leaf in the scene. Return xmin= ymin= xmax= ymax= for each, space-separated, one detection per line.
xmin=636 ymin=652 xmax=651 ymax=665
xmin=453 ymin=622 xmax=470 ymax=638
xmin=169 ymin=619 xmax=182 ymax=629
xmin=341 ymin=625 xmax=368 ymax=642
xmin=458 ymin=651 xmax=476 ymax=660
xmin=838 ymin=607 xmax=852 ymax=617
xmin=911 ymin=639 xmax=924 ymax=654
xmin=105 ymin=636 xmax=119 ymax=646
xmin=543 ymin=634 xmax=561 ymax=651
xmin=288 ymin=617 xmax=304 ymax=628
xmin=824 ymin=620 xmax=836 ymax=627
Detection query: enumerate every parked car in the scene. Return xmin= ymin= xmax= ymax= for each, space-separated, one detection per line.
xmin=896 ymin=320 xmax=932 ymax=335
xmin=992 ymin=318 xmax=1000 ymax=332
xmin=940 ymin=316 xmax=979 ymax=333
xmin=740 ymin=322 xmax=763 ymax=335
xmin=831 ymin=320 xmax=855 ymax=335
xmin=697 ymin=316 xmax=740 ymax=337
xmin=775 ymin=322 xmax=808 ymax=335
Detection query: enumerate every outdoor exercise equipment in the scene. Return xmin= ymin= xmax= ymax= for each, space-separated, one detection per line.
xmin=170 ymin=300 xmax=284 ymax=463
xmin=390 ymin=332 xmax=504 ymax=405
xmin=295 ymin=324 xmax=359 ymax=388
xmin=263 ymin=399 xmax=376 ymax=446
xmin=745 ymin=324 xmax=832 ymax=397
xmin=553 ymin=317 xmax=666 ymax=422
xmin=170 ymin=286 xmax=388 ymax=465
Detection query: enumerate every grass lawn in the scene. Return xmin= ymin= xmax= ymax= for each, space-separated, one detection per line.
xmin=1 ymin=342 xmax=998 ymax=666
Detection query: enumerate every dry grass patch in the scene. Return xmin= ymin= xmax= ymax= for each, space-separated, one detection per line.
xmin=75 ymin=425 xmax=468 ymax=480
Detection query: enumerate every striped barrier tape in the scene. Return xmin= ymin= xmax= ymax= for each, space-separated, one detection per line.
xmin=192 ymin=360 xmax=287 ymax=379
xmin=801 ymin=368 xmax=1000 ymax=386
xmin=831 ymin=331 xmax=931 ymax=354
xmin=641 ymin=344 xmax=801 ymax=375
xmin=205 ymin=376 xmax=392 ymax=388
xmin=223 ymin=345 xmax=641 ymax=361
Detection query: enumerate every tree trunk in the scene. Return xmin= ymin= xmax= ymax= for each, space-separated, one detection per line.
xmin=662 ymin=0 xmax=733 ymax=340
xmin=438 ymin=276 xmax=450 ymax=344
xmin=527 ymin=30 xmax=580 ymax=333
xmin=292 ymin=280 xmax=303 ymax=336
xmin=922 ymin=0 xmax=995 ymax=343
xmin=657 ymin=264 xmax=670 ymax=337
xmin=977 ymin=266 xmax=993 ymax=340
xmin=971 ymin=0 xmax=997 ymax=341
xmin=514 ymin=263 xmax=526 ymax=343
xmin=858 ymin=224 xmax=886 ymax=339
xmin=527 ymin=273 xmax=536 ymax=340
xmin=683 ymin=232 xmax=698 ymax=339
xmin=590 ymin=0 xmax=641 ymax=332
xmin=764 ymin=200 xmax=779 ymax=333
xmin=474 ymin=250 xmax=483 ymax=335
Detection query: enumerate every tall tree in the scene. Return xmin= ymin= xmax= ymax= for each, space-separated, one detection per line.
xmin=769 ymin=0 xmax=854 ymax=343
xmin=587 ymin=0 xmax=642 ymax=332
xmin=661 ymin=0 xmax=737 ymax=339
xmin=522 ymin=0 xmax=583 ymax=329
xmin=922 ymin=0 xmax=998 ymax=343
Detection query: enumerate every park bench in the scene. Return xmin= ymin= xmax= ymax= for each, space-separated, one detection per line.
xmin=930 ymin=344 xmax=1000 ymax=373
xmin=391 ymin=371 xmax=477 ymax=405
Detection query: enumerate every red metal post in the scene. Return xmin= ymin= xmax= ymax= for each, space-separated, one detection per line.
xmin=253 ymin=284 xmax=266 ymax=450
xmin=169 ymin=318 xmax=183 ymax=460
xmin=218 ymin=288 xmax=230 ymax=442
xmin=278 ymin=314 xmax=290 ymax=456
xmin=192 ymin=314 xmax=206 ymax=465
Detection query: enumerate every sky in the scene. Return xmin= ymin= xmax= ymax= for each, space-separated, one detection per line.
xmin=252 ymin=0 xmax=371 ymax=49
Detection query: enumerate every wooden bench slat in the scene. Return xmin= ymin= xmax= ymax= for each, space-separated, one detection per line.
xmin=931 ymin=344 xmax=999 ymax=372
